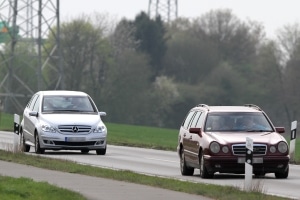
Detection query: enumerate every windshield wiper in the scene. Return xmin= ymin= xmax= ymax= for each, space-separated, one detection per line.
xmin=246 ymin=129 xmax=272 ymax=132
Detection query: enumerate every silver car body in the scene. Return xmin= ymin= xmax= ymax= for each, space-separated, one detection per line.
xmin=20 ymin=90 xmax=107 ymax=155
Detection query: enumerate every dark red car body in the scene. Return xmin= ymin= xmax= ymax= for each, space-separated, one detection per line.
xmin=177 ymin=104 xmax=290 ymax=179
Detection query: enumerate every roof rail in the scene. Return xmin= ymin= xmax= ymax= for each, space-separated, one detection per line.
xmin=244 ymin=104 xmax=262 ymax=111
xmin=197 ymin=104 xmax=210 ymax=110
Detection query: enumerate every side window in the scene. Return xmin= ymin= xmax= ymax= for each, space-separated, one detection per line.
xmin=32 ymin=95 xmax=40 ymax=112
xmin=182 ymin=111 xmax=196 ymax=129
xmin=195 ymin=112 xmax=206 ymax=128
xmin=190 ymin=111 xmax=201 ymax=128
xmin=28 ymin=94 xmax=39 ymax=111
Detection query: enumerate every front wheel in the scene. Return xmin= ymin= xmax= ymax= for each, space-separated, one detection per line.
xmin=275 ymin=165 xmax=289 ymax=179
xmin=180 ymin=148 xmax=194 ymax=176
xmin=199 ymin=151 xmax=213 ymax=178
xmin=35 ymin=133 xmax=44 ymax=154
xmin=96 ymin=146 xmax=106 ymax=155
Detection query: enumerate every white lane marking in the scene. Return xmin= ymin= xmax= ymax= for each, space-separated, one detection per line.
xmin=145 ymin=157 xmax=177 ymax=163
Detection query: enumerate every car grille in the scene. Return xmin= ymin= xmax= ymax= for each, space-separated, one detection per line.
xmin=232 ymin=144 xmax=267 ymax=155
xmin=58 ymin=125 xmax=92 ymax=134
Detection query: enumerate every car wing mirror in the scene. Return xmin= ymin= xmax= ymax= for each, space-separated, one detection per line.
xmin=29 ymin=111 xmax=38 ymax=117
xmin=275 ymin=127 xmax=285 ymax=134
xmin=99 ymin=112 xmax=106 ymax=117
xmin=189 ymin=127 xmax=202 ymax=137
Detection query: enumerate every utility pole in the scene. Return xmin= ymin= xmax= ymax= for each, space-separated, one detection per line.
xmin=0 ymin=0 xmax=62 ymax=113
xmin=148 ymin=0 xmax=178 ymax=23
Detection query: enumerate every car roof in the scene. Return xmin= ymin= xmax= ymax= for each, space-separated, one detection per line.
xmin=193 ymin=105 xmax=263 ymax=113
xmin=38 ymin=90 xmax=88 ymax=97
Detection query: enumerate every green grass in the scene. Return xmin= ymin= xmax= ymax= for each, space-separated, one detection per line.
xmin=106 ymin=123 xmax=178 ymax=151
xmin=0 ymin=150 xmax=289 ymax=200
xmin=0 ymin=112 xmax=14 ymax=131
xmin=0 ymin=175 xmax=86 ymax=200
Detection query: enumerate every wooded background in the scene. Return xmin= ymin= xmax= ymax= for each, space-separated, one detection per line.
xmin=1 ymin=9 xmax=300 ymax=129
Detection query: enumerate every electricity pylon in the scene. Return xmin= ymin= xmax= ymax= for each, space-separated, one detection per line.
xmin=0 ymin=0 xmax=62 ymax=113
xmin=148 ymin=0 xmax=178 ymax=22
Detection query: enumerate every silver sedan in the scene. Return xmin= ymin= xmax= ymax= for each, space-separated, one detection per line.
xmin=20 ymin=90 xmax=107 ymax=155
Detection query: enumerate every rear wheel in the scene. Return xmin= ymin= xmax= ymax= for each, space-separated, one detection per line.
xmin=81 ymin=149 xmax=90 ymax=154
xmin=254 ymin=172 xmax=265 ymax=178
xmin=180 ymin=148 xmax=194 ymax=176
xmin=199 ymin=151 xmax=213 ymax=178
xmin=35 ymin=133 xmax=44 ymax=154
xmin=20 ymin=130 xmax=30 ymax=152
xmin=275 ymin=165 xmax=289 ymax=179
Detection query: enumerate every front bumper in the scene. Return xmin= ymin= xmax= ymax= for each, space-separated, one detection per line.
xmin=39 ymin=132 xmax=107 ymax=150
xmin=204 ymin=155 xmax=290 ymax=174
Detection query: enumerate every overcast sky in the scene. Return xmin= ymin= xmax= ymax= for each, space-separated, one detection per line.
xmin=60 ymin=0 xmax=300 ymax=39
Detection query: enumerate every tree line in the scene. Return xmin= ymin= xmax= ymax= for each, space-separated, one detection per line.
xmin=1 ymin=9 xmax=300 ymax=129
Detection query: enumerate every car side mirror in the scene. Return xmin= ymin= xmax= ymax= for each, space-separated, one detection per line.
xmin=189 ymin=127 xmax=202 ymax=137
xmin=29 ymin=111 xmax=38 ymax=117
xmin=99 ymin=112 xmax=106 ymax=117
xmin=275 ymin=127 xmax=285 ymax=134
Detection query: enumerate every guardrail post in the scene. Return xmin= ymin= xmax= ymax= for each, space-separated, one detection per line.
xmin=290 ymin=121 xmax=297 ymax=162
xmin=13 ymin=114 xmax=20 ymax=153
xmin=245 ymin=137 xmax=253 ymax=191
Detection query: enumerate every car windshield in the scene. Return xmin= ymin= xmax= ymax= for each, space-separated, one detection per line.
xmin=42 ymin=95 xmax=96 ymax=113
xmin=204 ymin=112 xmax=273 ymax=132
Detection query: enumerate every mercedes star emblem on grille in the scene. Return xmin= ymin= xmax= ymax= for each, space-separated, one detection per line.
xmin=72 ymin=126 xmax=79 ymax=132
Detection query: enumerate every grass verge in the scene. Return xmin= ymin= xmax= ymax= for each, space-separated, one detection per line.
xmin=0 ymin=175 xmax=86 ymax=200
xmin=0 ymin=150 xmax=290 ymax=200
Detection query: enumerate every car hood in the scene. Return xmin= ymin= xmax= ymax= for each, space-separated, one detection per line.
xmin=40 ymin=113 xmax=102 ymax=126
xmin=208 ymin=131 xmax=286 ymax=145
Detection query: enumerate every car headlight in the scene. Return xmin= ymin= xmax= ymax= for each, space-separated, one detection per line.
xmin=93 ymin=125 xmax=106 ymax=133
xmin=278 ymin=141 xmax=288 ymax=153
xmin=210 ymin=141 xmax=220 ymax=153
xmin=41 ymin=124 xmax=56 ymax=133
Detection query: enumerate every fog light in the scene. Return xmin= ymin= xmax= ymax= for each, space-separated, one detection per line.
xmin=95 ymin=140 xmax=104 ymax=145
xmin=277 ymin=164 xmax=284 ymax=168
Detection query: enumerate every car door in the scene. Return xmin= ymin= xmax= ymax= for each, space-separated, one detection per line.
xmin=181 ymin=110 xmax=197 ymax=162
xmin=189 ymin=111 xmax=202 ymax=163
xmin=188 ymin=111 xmax=206 ymax=164
xmin=24 ymin=94 xmax=40 ymax=143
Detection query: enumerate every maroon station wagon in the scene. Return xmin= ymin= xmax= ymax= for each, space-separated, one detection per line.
xmin=177 ymin=104 xmax=290 ymax=179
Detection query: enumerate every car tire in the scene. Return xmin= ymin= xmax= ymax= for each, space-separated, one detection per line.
xmin=35 ymin=132 xmax=44 ymax=154
xmin=20 ymin=131 xmax=30 ymax=152
xmin=254 ymin=172 xmax=265 ymax=178
xmin=275 ymin=165 xmax=289 ymax=179
xmin=200 ymin=151 xmax=213 ymax=179
xmin=180 ymin=148 xmax=194 ymax=176
xmin=96 ymin=146 xmax=106 ymax=155
xmin=81 ymin=149 xmax=89 ymax=154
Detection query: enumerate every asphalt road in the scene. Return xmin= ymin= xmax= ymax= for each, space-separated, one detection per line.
xmin=0 ymin=160 xmax=211 ymax=200
xmin=0 ymin=131 xmax=212 ymax=200
xmin=1 ymin=131 xmax=299 ymax=199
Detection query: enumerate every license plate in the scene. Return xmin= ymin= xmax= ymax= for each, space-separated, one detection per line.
xmin=65 ymin=137 xmax=85 ymax=142
xmin=238 ymin=157 xmax=263 ymax=164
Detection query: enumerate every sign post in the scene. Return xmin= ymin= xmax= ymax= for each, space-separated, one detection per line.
xmin=290 ymin=121 xmax=297 ymax=162
xmin=245 ymin=137 xmax=253 ymax=191
xmin=13 ymin=114 xmax=20 ymax=153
